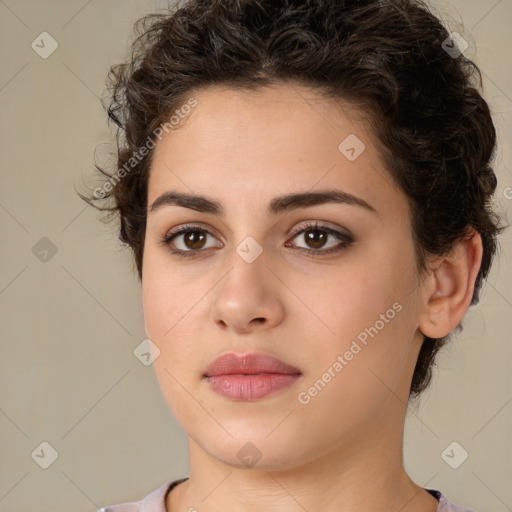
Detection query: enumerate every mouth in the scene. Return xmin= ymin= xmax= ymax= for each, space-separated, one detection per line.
xmin=203 ymin=352 xmax=302 ymax=401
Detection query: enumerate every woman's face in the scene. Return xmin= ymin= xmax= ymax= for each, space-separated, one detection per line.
xmin=142 ymin=83 xmax=428 ymax=470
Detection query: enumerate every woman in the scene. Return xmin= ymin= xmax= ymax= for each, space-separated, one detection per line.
xmin=81 ymin=0 xmax=504 ymax=510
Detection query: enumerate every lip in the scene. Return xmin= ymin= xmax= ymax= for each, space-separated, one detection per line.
xmin=203 ymin=352 xmax=302 ymax=401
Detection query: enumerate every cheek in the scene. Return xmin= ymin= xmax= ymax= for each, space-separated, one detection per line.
xmin=143 ymin=269 xmax=203 ymax=423
xmin=142 ymin=245 xmax=186 ymax=333
xmin=295 ymin=310 xmax=411 ymax=441
xmin=294 ymin=255 xmax=415 ymax=398
xmin=296 ymin=262 xmax=395 ymax=342
xmin=142 ymin=262 xmax=183 ymax=361
xmin=142 ymin=255 xmax=211 ymax=376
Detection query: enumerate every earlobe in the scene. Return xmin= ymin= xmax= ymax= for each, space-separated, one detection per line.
xmin=418 ymin=229 xmax=483 ymax=339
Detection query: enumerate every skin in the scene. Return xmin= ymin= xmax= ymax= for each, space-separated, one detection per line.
xmin=141 ymin=83 xmax=482 ymax=511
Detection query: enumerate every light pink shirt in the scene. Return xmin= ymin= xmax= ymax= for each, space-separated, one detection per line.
xmin=98 ymin=478 xmax=477 ymax=511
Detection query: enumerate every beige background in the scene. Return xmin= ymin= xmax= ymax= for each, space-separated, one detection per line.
xmin=0 ymin=0 xmax=511 ymax=510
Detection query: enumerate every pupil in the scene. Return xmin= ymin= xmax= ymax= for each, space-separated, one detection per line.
xmin=186 ymin=231 xmax=205 ymax=249
xmin=307 ymin=230 xmax=326 ymax=249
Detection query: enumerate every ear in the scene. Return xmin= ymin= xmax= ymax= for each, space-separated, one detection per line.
xmin=418 ymin=228 xmax=483 ymax=339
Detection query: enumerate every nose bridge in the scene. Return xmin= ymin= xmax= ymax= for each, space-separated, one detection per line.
xmin=219 ymin=199 xmax=268 ymax=266
xmin=222 ymin=233 xmax=267 ymax=298
xmin=219 ymin=202 xmax=288 ymax=296
xmin=211 ymin=193 xmax=283 ymax=285
xmin=234 ymin=233 xmax=265 ymax=266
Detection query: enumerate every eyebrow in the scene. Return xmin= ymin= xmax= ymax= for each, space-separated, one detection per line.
xmin=148 ymin=188 xmax=377 ymax=216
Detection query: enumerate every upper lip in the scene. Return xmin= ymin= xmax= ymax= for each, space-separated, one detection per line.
xmin=203 ymin=352 xmax=301 ymax=377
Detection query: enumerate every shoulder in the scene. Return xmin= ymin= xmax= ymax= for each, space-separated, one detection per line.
xmin=98 ymin=504 xmax=139 ymax=512
xmin=97 ymin=478 xmax=188 ymax=512
xmin=427 ymin=488 xmax=478 ymax=512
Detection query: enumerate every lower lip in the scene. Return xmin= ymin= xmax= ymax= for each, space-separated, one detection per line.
xmin=205 ymin=374 xmax=301 ymax=400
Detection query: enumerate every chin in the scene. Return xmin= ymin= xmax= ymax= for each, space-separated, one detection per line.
xmin=196 ymin=427 xmax=307 ymax=471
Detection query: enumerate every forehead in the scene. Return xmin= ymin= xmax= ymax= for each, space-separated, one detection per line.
xmin=147 ymin=83 xmax=408 ymax=219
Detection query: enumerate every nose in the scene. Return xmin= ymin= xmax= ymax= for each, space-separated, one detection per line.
xmin=209 ymin=248 xmax=286 ymax=335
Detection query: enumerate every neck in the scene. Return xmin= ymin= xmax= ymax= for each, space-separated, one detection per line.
xmin=167 ymin=399 xmax=438 ymax=511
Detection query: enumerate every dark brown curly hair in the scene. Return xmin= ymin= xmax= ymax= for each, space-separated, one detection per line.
xmin=78 ymin=0 xmax=506 ymax=401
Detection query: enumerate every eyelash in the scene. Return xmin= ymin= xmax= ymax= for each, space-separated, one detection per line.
xmin=160 ymin=221 xmax=353 ymax=260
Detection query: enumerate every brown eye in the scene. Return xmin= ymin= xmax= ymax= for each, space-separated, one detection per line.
xmin=163 ymin=225 xmax=221 ymax=258
xmin=287 ymin=222 xmax=353 ymax=256
xmin=303 ymin=229 xmax=329 ymax=249
xmin=162 ymin=222 xmax=353 ymax=260
xmin=182 ymin=230 xmax=207 ymax=250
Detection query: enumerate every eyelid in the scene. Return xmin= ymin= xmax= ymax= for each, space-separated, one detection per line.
xmin=165 ymin=222 xmax=219 ymax=239
xmin=287 ymin=220 xmax=351 ymax=238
